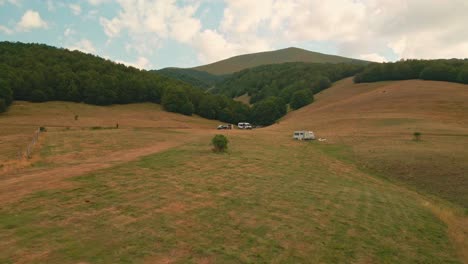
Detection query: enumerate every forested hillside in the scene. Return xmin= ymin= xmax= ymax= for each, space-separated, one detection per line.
xmin=0 ymin=42 xmax=251 ymax=124
xmin=156 ymin=68 xmax=225 ymax=90
xmin=354 ymin=59 xmax=468 ymax=84
xmin=214 ymin=62 xmax=364 ymax=105
xmin=193 ymin=47 xmax=368 ymax=75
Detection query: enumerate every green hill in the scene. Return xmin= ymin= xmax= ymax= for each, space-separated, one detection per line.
xmin=0 ymin=42 xmax=248 ymax=122
xmin=192 ymin=47 xmax=368 ymax=75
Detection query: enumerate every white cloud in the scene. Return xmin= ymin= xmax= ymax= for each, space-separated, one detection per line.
xmin=99 ymin=0 xmax=202 ymax=56
xmin=0 ymin=25 xmax=13 ymax=34
xmin=67 ymin=39 xmax=96 ymax=54
xmin=359 ymin=53 xmax=388 ymax=63
xmin=64 ymin=28 xmax=75 ymax=37
xmin=17 ymin=10 xmax=48 ymax=31
xmin=87 ymin=0 xmax=110 ymax=5
xmin=0 ymin=0 xmax=20 ymax=6
xmin=69 ymin=4 xmax=82 ymax=15
xmin=116 ymin=56 xmax=151 ymax=69
xmin=193 ymin=29 xmax=270 ymax=64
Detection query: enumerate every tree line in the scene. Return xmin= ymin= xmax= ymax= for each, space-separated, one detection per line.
xmin=354 ymin=59 xmax=468 ymax=84
xmin=214 ymin=62 xmax=362 ymax=103
xmin=0 ymin=42 xmax=363 ymax=126
xmin=0 ymin=42 xmax=252 ymax=124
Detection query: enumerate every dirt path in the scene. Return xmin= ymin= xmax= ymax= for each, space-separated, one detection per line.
xmin=0 ymin=137 xmax=192 ymax=204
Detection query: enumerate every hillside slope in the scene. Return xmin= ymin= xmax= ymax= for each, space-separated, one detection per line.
xmin=155 ymin=67 xmax=224 ymax=90
xmin=192 ymin=47 xmax=368 ymax=75
xmin=0 ymin=100 xmax=463 ymax=263
xmin=276 ymin=78 xmax=468 ymax=208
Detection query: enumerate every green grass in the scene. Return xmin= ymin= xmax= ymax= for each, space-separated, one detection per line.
xmin=315 ymin=135 xmax=468 ymax=209
xmin=0 ymin=134 xmax=460 ymax=263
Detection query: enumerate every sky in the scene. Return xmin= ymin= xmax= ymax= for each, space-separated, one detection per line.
xmin=1 ymin=0 xmax=468 ymax=70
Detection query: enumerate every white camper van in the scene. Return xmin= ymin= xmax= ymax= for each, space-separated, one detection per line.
xmin=237 ymin=122 xmax=252 ymax=129
xmin=293 ymin=131 xmax=315 ymax=140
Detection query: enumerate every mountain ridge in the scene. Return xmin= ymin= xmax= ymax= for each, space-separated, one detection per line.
xmin=191 ymin=47 xmax=369 ymax=75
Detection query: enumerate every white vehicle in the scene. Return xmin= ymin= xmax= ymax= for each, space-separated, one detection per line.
xmin=237 ymin=122 xmax=252 ymax=129
xmin=293 ymin=131 xmax=315 ymax=140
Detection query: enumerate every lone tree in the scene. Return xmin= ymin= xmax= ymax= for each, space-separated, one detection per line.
xmin=413 ymin=132 xmax=422 ymax=141
xmin=212 ymin=134 xmax=228 ymax=152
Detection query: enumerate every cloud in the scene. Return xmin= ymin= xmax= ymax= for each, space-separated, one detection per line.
xmin=359 ymin=53 xmax=388 ymax=63
xmin=17 ymin=10 xmax=48 ymax=31
xmin=193 ymin=29 xmax=270 ymax=64
xmin=87 ymin=0 xmax=110 ymax=5
xmin=64 ymin=28 xmax=75 ymax=37
xmin=0 ymin=25 xmax=13 ymax=34
xmin=67 ymin=39 xmax=96 ymax=54
xmin=99 ymin=0 xmax=202 ymax=56
xmin=69 ymin=4 xmax=82 ymax=15
xmin=0 ymin=0 xmax=19 ymax=6
xmin=116 ymin=56 xmax=151 ymax=69
xmin=210 ymin=0 xmax=468 ymax=62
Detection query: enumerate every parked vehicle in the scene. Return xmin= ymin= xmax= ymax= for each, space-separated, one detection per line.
xmin=217 ymin=124 xmax=232 ymax=130
xmin=237 ymin=122 xmax=252 ymax=129
xmin=293 ymin=131 xmax=315 ymax=140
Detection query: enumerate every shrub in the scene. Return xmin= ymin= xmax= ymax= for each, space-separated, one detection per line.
xmin=212 ymin=134 xmax=228 ymax=152
xmin=413 ymin=132 xmax=422 ymax=141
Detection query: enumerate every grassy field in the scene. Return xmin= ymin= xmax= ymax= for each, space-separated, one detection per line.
xmin=279 ymin=78 xmax=468 ymax=209
xmin=1 ymin=78 xmax=467 ymax=263
xmin=0 ymin=132 xmax=462 ymax=263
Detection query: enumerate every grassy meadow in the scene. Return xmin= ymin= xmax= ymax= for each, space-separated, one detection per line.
xmin=0 ymin=132 xmax=462 ymax=263
xmin=1 ymin=78 xmax=467 ymax=263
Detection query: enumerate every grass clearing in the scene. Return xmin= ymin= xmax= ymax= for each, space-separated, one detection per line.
xmin=0 ymin=133 xmax=461 ymax=263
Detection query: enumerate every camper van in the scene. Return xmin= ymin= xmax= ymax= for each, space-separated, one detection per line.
xmin=293 ymin=131 xmax=315 ymax=140
xmin=237 ymin=122 xmax=252 ymax=129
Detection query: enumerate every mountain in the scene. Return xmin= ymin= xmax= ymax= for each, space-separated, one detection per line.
xmin=155 ymin=67 xmax=224 ymax=90
xmin=192 ymin=47 xmax=368 ymax=75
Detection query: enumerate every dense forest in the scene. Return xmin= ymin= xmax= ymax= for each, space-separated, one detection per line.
xmin=0 ymin=42 xmax=363 ymax=126
xmin=354 ymin=59 xmax=468 ymax=84
xmin=0 ymin=42 xmax=252 ymax=124
xmin=213 ymin=62 xmax=364 ymax=104
xmin=155 ymin=68 xmax=225 ymax=90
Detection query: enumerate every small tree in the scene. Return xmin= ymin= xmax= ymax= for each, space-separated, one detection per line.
xmin=413 ymin=132 xmax=422 ymax=141
xmin=212 ymin=134 xmax=228 ymax=152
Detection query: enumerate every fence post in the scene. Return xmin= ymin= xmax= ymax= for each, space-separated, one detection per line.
xmin=19 ymin=128 xmax=42 ymax=160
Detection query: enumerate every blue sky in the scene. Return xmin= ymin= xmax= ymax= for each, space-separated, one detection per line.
xmin=1 ymin=0 xmax=467 ymax=70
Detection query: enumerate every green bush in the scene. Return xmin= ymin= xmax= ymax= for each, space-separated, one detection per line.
xmin=413 ymin=132 xmax=422 ymax=141
xmin=212 ymin=134 xmax=229 ymax=152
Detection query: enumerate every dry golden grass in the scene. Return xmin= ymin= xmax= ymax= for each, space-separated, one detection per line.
xmin=0 ymin=101 xmax=219 ymax=203
xmin=273 ymin=78 xmax=468 ymax=262
xmin=0 ymin=78 xmax=467 ymax=263
xmin=233 ymin=93 xmax=252 ymax=106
